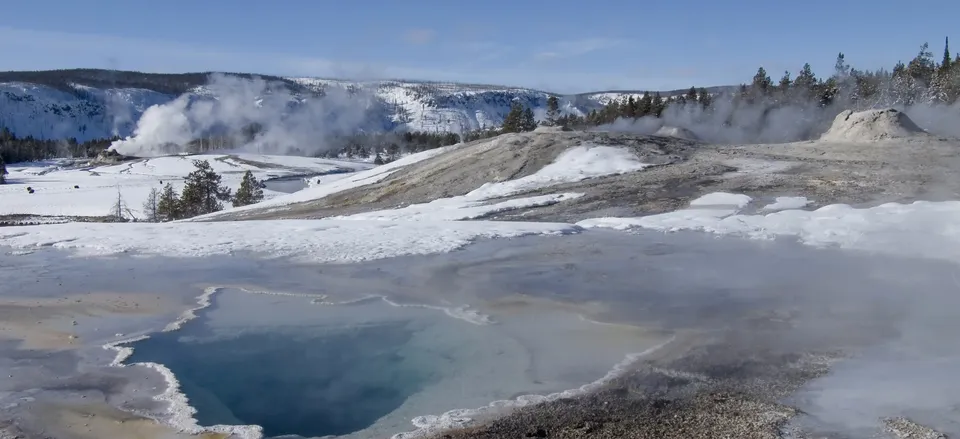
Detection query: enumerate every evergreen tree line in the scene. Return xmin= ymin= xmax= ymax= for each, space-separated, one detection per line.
xmin=319 ymin=130 xmax=462 ymax=162
xmin=0 ymin=69 xmax=308 ymax=96
xmin=0 ymin=127 xmax=120 ymax=164
xmin=138 ymin=160 xmax=264 ymax=222
xmin=562 ymin=37 xmax=960 ymax=129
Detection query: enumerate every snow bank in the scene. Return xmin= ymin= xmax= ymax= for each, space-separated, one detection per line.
xmin=467 ymin=144 xmax=651 ymax=200
xmin=0 ymin=220 xmax=579 ymax=264
xmin=341 ymin=193 xmax=583 ymax=221
xmin=819 ymin=109 xmax=928 ymax=142
xmin=578 ymin=193 xmax=960 ymax=265
xmin=339 ymin=144 xmax=648 ymax=221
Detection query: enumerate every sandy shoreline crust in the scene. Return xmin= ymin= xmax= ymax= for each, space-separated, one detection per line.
xmin=0 ymin=292 xmax=176 ymax=351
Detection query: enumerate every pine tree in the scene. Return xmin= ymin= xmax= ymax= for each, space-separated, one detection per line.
xmin=638 ymin=92 xmax=653 ymax=116
xmin=232 ymin=170 xmax=264 ymax=208
xmin=697 ymin=88 xmax=712 ymax=109
xmin=942 ymin=37 xmax=952 ymax=72
xmin=156 ymin=183 xmax=181 ymax=221
xmin=685 ymin=86 xmax=698 ymax=103
xmin=751 ymin=67 xmax=773 ymax=95
xmin=907 ymin=42 xmax=936 ymax=83
xmin=179 ymin=159 xmax=232 ymax=217
xmin=834 ymin=53 xmax=850 ymax=78
xmin=794 ymin=63 xmax=818 ymax=98
xmin=521 ymin=107 xmax=537 ymax=131
xmin=545 ymin=96 xmax=560 ymax=124
xmin=502 ymin=101 xmax=524 ymax=133
xmin=651 ymin=92 xmax=665 ymax=117
xmin=778 ymin=71 xmax=792 ymax=93
xmin=142 ymin=187 xmax=160 ymax=222
xmin=0 ymin=155 xmax=6 ymax=184
xmin=623 ymin=96 xmax=637 ymax=118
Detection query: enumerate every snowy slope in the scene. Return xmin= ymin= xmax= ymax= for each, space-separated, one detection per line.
xmin=0 ymin=154 xmax=370 ymax=219
xmin=0 ymin=72 xmax=665 ymax=142
xmin=337 ymin=145 xmax=652 ymax=221
xmin=0 ymin=82 xmax=172 ymax=142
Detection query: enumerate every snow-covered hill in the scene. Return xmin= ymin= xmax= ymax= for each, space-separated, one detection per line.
xmin=0 ymin=70 xmax=699 ymax=142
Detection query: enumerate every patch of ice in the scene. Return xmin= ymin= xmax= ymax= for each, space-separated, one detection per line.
xmin=0 ymin=220 xmax=580 ymax=264
xmin=762 ymin=197 xmax=811 ymax=212
xmin=689 ymin=192 xmax=753 ymax=208
xmin=163 ymin=286 xmax=219 ymax=332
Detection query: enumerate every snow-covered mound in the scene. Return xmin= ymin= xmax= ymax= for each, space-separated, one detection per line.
xmin=337 ymin=144 xmax=652 ymax=221
xmin=0 ymin=154 xmax=371 ymax=219
xmin=201 ymin=130 xmax=678 ymax=222
xmin=654 ymin=125 xmax=699 ymax=141
xmin=819 ymin=109 xmax=928 ymax=142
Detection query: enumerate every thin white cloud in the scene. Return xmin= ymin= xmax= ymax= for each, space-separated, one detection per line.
xmin=534 ymin=37 xmax=631 ymax=61
xmin=0 ymin=27 xmax=699 ymax=93
xmin=402 ymin=28 xmax=436 ymax=45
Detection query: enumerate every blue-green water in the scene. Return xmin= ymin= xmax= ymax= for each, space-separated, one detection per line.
xmin=129 ymin=310 xmax=433 ymax=437
xmin=124 ymin=286 xmax=665 ymax=438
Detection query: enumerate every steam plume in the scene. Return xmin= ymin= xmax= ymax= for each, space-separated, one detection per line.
xmin=109 ymin=73 xmax=381 ymax=157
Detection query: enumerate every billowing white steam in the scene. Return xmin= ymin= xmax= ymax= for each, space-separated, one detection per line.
xmin=598 ymin=95 xmax=960 ymax=144
xmin=109 ymin=74 xmax=379 ymax=157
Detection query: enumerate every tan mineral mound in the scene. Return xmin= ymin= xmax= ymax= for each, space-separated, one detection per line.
xmin=819 ymin=108 xmax=928 ymax=142
xmin=654 ymin=125 xmax=699 ymax=141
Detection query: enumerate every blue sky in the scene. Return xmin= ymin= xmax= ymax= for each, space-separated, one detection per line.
xmin=0 ymin=0 xmax=957 ymax=93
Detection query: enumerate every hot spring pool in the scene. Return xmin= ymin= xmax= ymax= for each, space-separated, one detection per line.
xmin=124 ymin=287 xmax=665 ymax=438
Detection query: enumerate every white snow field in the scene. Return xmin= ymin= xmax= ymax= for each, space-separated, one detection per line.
xmin=0 ymin=220 xmax=578 ymax=264
xmin=0 ymin=154 xmax=371 ymax=219
xmin=577 ymin=193 xmax=960 ymax=266
xmin=339 ymin=145 xmax=652 ymax=221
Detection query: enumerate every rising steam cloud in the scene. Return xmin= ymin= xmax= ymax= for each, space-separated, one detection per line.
xmin=109 ymin=74 xmax=380 ymax=157
xmin=596 ymin=89 xmax=960 ymax=144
